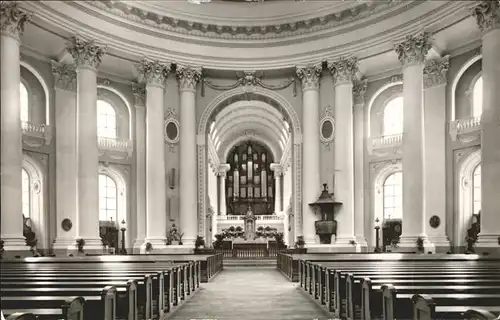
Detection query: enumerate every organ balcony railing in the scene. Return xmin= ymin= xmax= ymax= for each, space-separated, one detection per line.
xmin=97 ymin=136 xmax=134 ymax=158
xmin=216 ymin=215 xmax=283 ymax=221
xmin=449 ymin=116 xmax=482 ymax=142
xmin=21 ymin=121 xmax=53 ymax=146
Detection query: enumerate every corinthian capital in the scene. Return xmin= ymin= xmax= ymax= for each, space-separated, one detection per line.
xmin=67 ymin=36 xmax=107 ymax=70
xmin=296 ymin=63 xmax=322 ymax=91
xmin=352 ymin=78 xmax=368 ymax=105
xmin=0 ymin=2 xmax=31 ymax=40
xmin=327 ymin=57 xmax=359 ymax=84
xmin=51 ymin=61 xmax=77 ymax=92
xmin=472 ymin=0 xmax=500 ymax=32
xmin=176 ymin=65 xmax=202 ymax=92
xmin=131 ymin=81 xmax=146 ymax=107
xmin=137 ymin=57 xmax=170 ymax=88
xmin=394 ymin=32 xmax=432 ymax=66
xmin=423 ymin=55 xmax=450 ymax=88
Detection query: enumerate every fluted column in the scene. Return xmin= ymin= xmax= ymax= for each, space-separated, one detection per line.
xmin=270 ymin=163 xmax=283 ymax=213
xmin=423 ymin=57 xmax=451 ymax=252
xmin=218 ymin=164 xmax=230 ymax=216
xmin=353 ymin=79 xmax=368 ymax=248
xmin=51 ymin=62 xmax=78 ymax=252
xmin=177 ymin=65 xmax=202 ymax=246
xmin=328 ymin=57 xmax=358 ymax=246
xmin=68 ymin=37 xmax=107 ymax=250
xmin=394 ymin=32 xmax=433 ymax=249
xmin=296 ymin=63 xmax=322 ymax=245
xmin=472 ymin=1 xmax=500 ymax=252
xmin=137 ymin=58 xmax=170 ymax=250
xmin=132 ymin=83 xmax=147 ymax=252
xmin=0 ymin=2 xmax=31 ymax=253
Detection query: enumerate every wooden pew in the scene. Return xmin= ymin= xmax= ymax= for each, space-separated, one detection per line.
xmin=412 ymin=294 xmax=500 ymax=320
xmin=464 ymin=309 xmax=500 ymax=320
xmin=5 ymin=313 xmax=36 ymax=320
xmin=3 ymin=297 xmax=84 ymax=320
xmin=1 ymin=288 xmax=112 ymax=320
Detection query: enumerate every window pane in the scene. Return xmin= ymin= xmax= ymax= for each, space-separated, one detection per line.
xmin=473 ymin=77 xmax=482 ymax=118
xmin=20 ymin=83 xmax=29 ymax=122
xmin=383 ymin=97 xmax=403 ymax=136
xmin=97 ymin=100 xmax=117 ymax=138
xmin=473 ymin=164 xmax=481 ymax=214
xmin=98 ymin=174 xmax=117 ymax=221
xmin=383 ymin=171 xmax=403 ymax=220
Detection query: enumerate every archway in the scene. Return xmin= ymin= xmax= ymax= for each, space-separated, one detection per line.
xmin=198 ymin=86 xmax=301 ymax=244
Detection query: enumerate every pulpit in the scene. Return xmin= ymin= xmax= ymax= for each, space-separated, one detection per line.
xmin=243 ymin=206 xmax=257 ymax=240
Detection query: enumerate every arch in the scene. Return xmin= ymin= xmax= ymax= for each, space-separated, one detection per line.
xmin=382 ymin=171 xmax=403 ymax=220
xmin=97 ymin=85 xmax=133 ymax=139
xmin=98 ymin=164 xmax=130 ymax=249
xmin=198 ymin=86 xmax=301 ymax=241
xmin=221 ymin=134 xmax=279 ymax=163
xmin=456 ymin=148 xmax=481 ymax=250
xmin=20 ymin=61 xmax=50 ymax=125
xmin=366 ymin=80 xmax=403 ymax=137
xmin=22 ymin=154 xmax=47 ymax=250
xmin=450 ymin=53 xmax=482 ymax=121
xmin=370 ymin=160 xmax=402 ymax=247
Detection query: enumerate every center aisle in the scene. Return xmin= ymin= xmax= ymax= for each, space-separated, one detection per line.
xmin=168 ymin=267 xmax=333 ymax=320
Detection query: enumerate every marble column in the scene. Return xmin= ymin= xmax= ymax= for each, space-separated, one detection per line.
xmin=0 ymin=2 xmax=31 ymax=253
xmin=328 ymin=57 xmax=358 ymax=246
xmin=394 ymin=32 xmax=433 ymax=249
xmin=472 ymin=1 xmax=500 ymax=252
xmin=177 ymin=65 xmax=202 ymax=246
xmin=218 ymin=164 xmax=230 ymax=216
xmin=296 ymin=63 xmax=322 ymax=245
xmin=51 ymin=62 xmax=79 ymax=252
xmin=68 ymin=37 xmax=107 ymax=250
xmin=132 ymin=83 xmax=147 ymax=252
xmin=423 ymin=56 xmax=451 ymax=252
xmin=137 ymin=58 xmax=170 ymax=250
xmin=353 ymin=79 xmax=368 ymax=248
xmin=270 ymin=163 xmax=283 ymax=213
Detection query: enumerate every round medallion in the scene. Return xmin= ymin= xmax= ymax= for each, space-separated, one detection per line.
xmin=319 ymin=117 xmax=335 ymax=143
xmin=429 ymin=215 xmax=440 ymax=229
xmin=165 ymin=119 xmax=180 ymax=144
xmin=61 ymin=218 xmax=73 ymax=232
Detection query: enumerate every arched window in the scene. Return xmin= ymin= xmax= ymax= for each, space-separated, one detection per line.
xmin=383 ymin=97 xmax=403 ymax=136
xmin=473 ymin=164 xmax=481 ymax=215
xmin=472 ymin=76 xmax=482 ymax=117
xmin=383 ymin=172 xmax=402 ymax=220
xmin=20 ymin=82 xmax=29 ymax=122
xmin=97 ymin=100 xmax=117 ymax=138
xmin=99 ymin=174 xmax=117 ymax=221
xmin=22 ymin=168 xmax=30 ymax=218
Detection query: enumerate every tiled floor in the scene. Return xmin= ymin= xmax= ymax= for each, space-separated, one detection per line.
xmin=168 ymin=267 xmax=334 ymax=320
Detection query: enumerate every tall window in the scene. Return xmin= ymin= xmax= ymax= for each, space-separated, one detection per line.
xmin=472 ymin=76 xmax=483 ymax=118
xmin=20 ymin=82 xmax=29 ymax=122
xmin=99 ymin=174 xmax=117 ymax=221
xmin=97 ymin=100 xmax=117 ymax=138
xmin=383 ymin=96 xmax=403 ymax=136
xmin=383 ymin=172 xmax=402 ymax=220
xmin=473 ymin=164 xmax=481 ymax=215
xmin=22 ymin=168 xmax=30 ymax=218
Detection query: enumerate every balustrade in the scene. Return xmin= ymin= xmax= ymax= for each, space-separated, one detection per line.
xmin=216 ymin=215 xmax=282 ymax=221
xmin=449 ymin=116 xmax=482 ymax=141
xmin=21 ymin=121 xmax=52 ymax=145
xmin=97 ymin=136 xmax=134 ymax=156
xmin=371 ymin=133 xmax=403 ymax=149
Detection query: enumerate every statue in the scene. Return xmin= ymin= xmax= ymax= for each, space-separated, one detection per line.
xmin=243 ymin=206 xmax=256 ymax=240
xmin=167 ymin=224 xmax=183 ymax=245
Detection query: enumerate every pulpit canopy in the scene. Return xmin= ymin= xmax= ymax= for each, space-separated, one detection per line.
xmin=309 ymin=183 xmax=342 ymax=220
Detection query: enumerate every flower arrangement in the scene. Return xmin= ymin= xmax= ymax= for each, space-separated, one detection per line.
xmin=295 ymin=236 xmax=305 ymax=248
xmin=76 ymin=238 xmax=85 ymax=253
xmin=416 ymin=237 xmax=424 ymax=253
xmin=145 ymin=242 xmax=152 ymax=253
xmin=213 ymin=233 xmax=226 ymax=249
xmin=274 ymin=232 xmax=286 ymax=249
xmin=195 ymin=235 xmax=205 ymax=249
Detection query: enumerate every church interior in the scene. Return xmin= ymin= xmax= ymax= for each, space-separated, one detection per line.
xmin=1 ymin=0 xmax=500 ymax=319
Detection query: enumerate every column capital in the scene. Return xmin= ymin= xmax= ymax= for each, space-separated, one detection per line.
xmin=327 ymin=57 xmax=359 ymax=85
xmin=131 ymin=81 xmax=146 ymax=107
xmin=67 ymin=36 xmax=107 ymax=71
xmin=424 ymin=55 xmax=450 ymax=89
xmin=270 ymin=163 xmax=283 ymax=176
xmin=394 ymin=32 xmax=432 ymax=67
xmin=352 ymin=78 xmax=368 ymax=105
xmin=472 ymin=0 xmax=500 ymax=32
xmin=296 ymin=63 xmax=322 ymax=92
xmin=137 ymin=57 xmax=170 ymax=88
xmin=176 ymin=64 xmax=202 ymax=92
xmin=218 ymin=163 xmax=231 ymax=176
xmin=0 ymin=2 xmax=31 ymax=40
xmin=51 ymin=61 xmax=77 ymax=92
